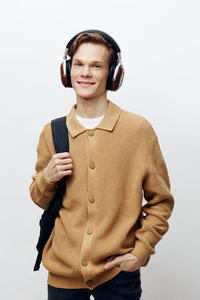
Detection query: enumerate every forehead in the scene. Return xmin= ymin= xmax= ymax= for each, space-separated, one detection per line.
xmin=73 ymin=42 xmax=109 ymax=63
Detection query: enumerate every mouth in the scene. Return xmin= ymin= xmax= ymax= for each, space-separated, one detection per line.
xmin=77 ymin=81 xmax=95 ymax=87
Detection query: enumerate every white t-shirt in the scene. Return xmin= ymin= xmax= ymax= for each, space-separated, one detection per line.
xmin=75 ymin=112 xmax=105 ymax=129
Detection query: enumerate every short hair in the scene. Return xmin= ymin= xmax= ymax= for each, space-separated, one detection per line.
xmin=68 ymin=32 xmax=118 ymax=65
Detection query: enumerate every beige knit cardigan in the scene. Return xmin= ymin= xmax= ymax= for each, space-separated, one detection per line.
xmin=30 ymin=100 xmax=174 ymax=290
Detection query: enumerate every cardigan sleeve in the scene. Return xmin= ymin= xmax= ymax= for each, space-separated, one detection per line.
xmin=131 ymin=135 xmax=174 ymax=266
xmin=29 ymin=123 xmax=57 ymax=210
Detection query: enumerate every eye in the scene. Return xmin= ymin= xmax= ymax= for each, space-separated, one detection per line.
xmin=74 ymin=62 xmax=82 ymax=67
xmin=93 ymin=64 xmax=101 ymax=69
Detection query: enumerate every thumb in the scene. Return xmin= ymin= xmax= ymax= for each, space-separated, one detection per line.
xmin=104 ymin=256 xmax=121 ymax=270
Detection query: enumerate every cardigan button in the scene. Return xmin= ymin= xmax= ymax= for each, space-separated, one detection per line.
xmin=89 ymin=196 xmax=95 ymax=203
xmin=87 ymin=130 xmax=94 ymax=136
xmin=82 ymin=259 xmax=88 ymax=266
xmin=87 ymin=228 xmax=93 ymax=235
xmin=89 ymin=161 xmax=95 ymax=169
xmin=86 ymin=280 xmax=93 ymax=287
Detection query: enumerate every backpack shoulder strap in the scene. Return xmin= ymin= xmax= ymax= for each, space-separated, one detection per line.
xmin=51 ymin=116 xmax=69 ymax=154
xmin=33 ymin=116 xmax=69 ymax=272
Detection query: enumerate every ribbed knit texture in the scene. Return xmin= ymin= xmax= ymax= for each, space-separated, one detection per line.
xmin=29 ymin=100 xmax=174 ymax=290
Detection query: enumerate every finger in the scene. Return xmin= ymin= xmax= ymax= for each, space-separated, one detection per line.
xmin=53 ymin=152 xmax=70 ymax=159
xmin=104 ymin=257 xmax=121 ymax=269
xmin=58 ymin=164 xmax=73 ymax=171
xmin=60 ymin=170 xmax=73 ymax=176
xmin=58 ymin=158 xmax=73 ymax=165
xmin=56 ymin=169 xmax=73 ymax=179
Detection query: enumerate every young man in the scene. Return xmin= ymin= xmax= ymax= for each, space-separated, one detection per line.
xmin=30 ymin=30 xmax=174 ymax=300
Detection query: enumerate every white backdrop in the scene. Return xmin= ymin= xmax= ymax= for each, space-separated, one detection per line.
xmin=1 ymin=0 xmax=199 ymax=299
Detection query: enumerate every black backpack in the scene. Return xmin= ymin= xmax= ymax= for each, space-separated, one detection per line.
xmin=33 ymin=116 xmax=69 ymax=271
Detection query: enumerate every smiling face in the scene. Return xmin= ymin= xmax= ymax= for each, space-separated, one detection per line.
xmin=70 ymin=43 xmax=110 ymax=101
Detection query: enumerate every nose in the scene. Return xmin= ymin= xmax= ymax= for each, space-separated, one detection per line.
xmin=81 ymin=65 xmax=92 ymax=77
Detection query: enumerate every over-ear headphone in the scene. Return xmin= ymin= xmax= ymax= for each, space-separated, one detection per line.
xmin=60 ymin=29 xmax=124 ymax=91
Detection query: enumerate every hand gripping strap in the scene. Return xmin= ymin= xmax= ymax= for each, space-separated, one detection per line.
xmin=51 ymin=116 xmax=69 ymax=189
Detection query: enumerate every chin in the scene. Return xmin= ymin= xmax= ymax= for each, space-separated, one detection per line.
xmin=77 ymin=94 xmax=96 ymax=100
xmin=76 ymin=89 xmax=98 ymax=100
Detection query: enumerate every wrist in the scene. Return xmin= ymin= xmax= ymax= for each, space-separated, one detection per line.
xmin=43 ymin=168 xmax=54 ymax=184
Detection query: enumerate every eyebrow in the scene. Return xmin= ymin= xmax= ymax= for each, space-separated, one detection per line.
xmin=73 ymin=59 xmax=105 ymax=65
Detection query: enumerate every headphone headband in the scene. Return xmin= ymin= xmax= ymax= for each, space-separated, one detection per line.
xmin=65 ymin=29 xmax=121 ymax=61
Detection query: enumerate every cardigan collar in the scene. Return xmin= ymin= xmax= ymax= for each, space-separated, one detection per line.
xmin=66 ymin=100 xmax=121 ymax=138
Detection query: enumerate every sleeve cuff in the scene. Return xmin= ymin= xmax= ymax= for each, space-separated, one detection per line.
xmin=130 ymin=240 xmax=155 ymax=266
xmin=36 ymin=170 xmax=56 ymax=195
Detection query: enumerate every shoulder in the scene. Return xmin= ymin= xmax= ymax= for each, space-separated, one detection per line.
xmin=39 ymin=122 xmax=52 ymax=141
xmin=119 ymin=108 xmax=157 ymax=140
xmin=39 ymin=115 xmax=67 ymax=142
xmin=37 ymin=121 xmax=55 ymax=155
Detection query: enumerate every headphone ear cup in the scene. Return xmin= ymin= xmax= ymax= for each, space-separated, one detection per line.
xmin=60 ymin=59 xmax=72 ymax=88
xmin=106 ymin=63 xmax=117 ymax=91
xmin=66 ymin=60 xmax=72 ymax=87
xmin=106 ymin=63 xmax=124 ymax=91
xmin=110 ymin=64 xmax=124 ymax=91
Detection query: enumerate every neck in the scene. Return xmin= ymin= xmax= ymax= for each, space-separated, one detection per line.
xmin=75 ymin=96 xmax=109 ymax=118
